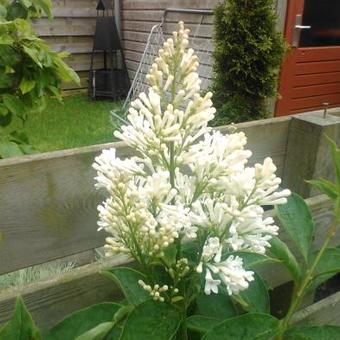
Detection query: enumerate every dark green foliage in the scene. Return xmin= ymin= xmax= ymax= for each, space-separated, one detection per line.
xmin=211 ymin=0 xmax=286 ymax=125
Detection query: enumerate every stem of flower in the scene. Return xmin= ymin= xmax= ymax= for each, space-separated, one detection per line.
xmin=276 ymin=201 xmax=340 ymax=339
xmin=169 ymin=142 xmax=176 ymax=189
xmin=178 ymin=299 xmax=188 ymax=340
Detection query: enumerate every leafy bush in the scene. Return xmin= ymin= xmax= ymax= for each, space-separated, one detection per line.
xmin=211 ymin=0 xmax=286 ymax=125
xmin=0 ymin=0 xmax=79 ymax=158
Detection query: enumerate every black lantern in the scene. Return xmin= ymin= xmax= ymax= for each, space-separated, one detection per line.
xmin=88 ymin=0 xmax=130 ymax=100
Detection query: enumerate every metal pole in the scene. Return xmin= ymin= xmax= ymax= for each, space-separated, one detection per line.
xmin=161 ymin=8 xmax=213 ymax=25
xmin=114 ymin=0 xmax=121 ymax=38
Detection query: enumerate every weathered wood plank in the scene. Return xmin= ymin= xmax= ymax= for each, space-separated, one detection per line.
xmin=0 ymin=255 xmax=129 ymax=334
xmin=52 ymin=0 xmax=98 ymax=9
xmin=122 ymin=10 xmax=214 ymax=24
xmin=0 ymin=117 xmax=290 ymax=275
xmin=0 ymin=194 xmax=334 ymax=333
xmin=121 ymin=0 xmax=219 ymax=10
xmin=122 ymin=20 xmax=213 ymax=38
xmin=45 ymin=36 xmax=94 ymax=54
xmin=292 ymin=291 xmax=340 ymax=326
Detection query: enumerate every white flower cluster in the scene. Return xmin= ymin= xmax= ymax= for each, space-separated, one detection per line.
xmin=138 ymin=280 xmax=169 ymax=302
xmin=93 ymin=22 xmax=290 ymax=298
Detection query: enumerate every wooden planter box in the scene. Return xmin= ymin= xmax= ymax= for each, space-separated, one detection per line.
xmin=0 ymin=110 xmax=340 ymax=333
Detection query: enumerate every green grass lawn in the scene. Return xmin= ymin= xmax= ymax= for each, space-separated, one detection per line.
xmin=23 ymin=95 xmax=123 ymax=153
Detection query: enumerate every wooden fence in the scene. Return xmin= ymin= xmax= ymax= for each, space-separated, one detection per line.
xmin=0 ymin=111 xmax=340 ymax=331
xmin=34 ymin=0 xmax=288 ymax=90
xmin=33 ymin=0 xmax=99 ymax=90
xmin=121 ymin=0 xmax=287 ymax=82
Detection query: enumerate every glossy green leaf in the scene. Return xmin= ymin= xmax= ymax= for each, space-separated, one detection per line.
xmin=202 ymin=313 xmax=279 ymax=340
xmin=75 ymin=322 xmax=114 ymax=340
xmin=308 ymin=247 xmax=340 ymax=290
xmin=120 ymin=300 xmax=181 ymax=340
xmin=45 ymin=302 xmax=121 ymax=340
xmin=101 ymin=267 xmax=150 ymax=306
xmin=276 ymin=193 xmax=314 ymax=262
xmin=238 ymin=273 xmax=270 ymax=313
xmin=187 ymin=315 xmax=220 ymax=334
xmin=196 ymin=291 xmax=237 ymax=320
xmin=284 ymin=325 xmax=340 ymax=339
xmin=0 ymin=297 xmax=41 ymax=339
xmin=269 ymin=236 xmax=302 ymax=283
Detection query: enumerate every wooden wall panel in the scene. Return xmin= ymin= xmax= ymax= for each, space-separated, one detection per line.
xmin=33 ymin=1 xmax=287 ymax=91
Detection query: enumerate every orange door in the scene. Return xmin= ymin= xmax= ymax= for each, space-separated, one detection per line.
xmin=275 ymin=0 xmax=340 ymax=116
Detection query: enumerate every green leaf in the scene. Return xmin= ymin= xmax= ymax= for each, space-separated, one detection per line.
xmin=325 ymin=135 xmax=340 ymax=186
xmin=187 ymin=315 xmax=220 ymax=334
xmin=0 ymin=112 xmax=12 ymax=127
xmin=307 ymin=179 xmax=338 ymax=201
xmin=6 ymin=3 xmax=28 ymax=20
xmin=23 ymin=46 xmax=42 ymax=67
xmin=0 ymin=103 xmax=8 ymax=115
xmin=202 ymin=313 xmax=279 ymax=340
xmin=120 ymin=300 xmax=181 ymax=340
xmin=5 ymin=65 xmax=14 ymax=74
xmin=2 ymin=94 xmax=25 ymax=117
xmin=75 ymin=322 xmax=114 ymax=340
xmin=308 ymin=247 xmax=340 ymax=290
xmin=238 ymin=273 xmax=270 ymax=313
xmin=0 ymin=4 xmax=7 ymax=18
xmin=0 ymin=297 xmax=41 ymax=339
xmin=45 ymin=302 xmax=121 ymax=340
xmin=269 ymin=236 xmax=302 ymax=283
xmin=20 ymin=79 xmax=36 ymax=94
xmin=276 ymin=193 xmax=314 ymax=262
xmin=196 ymin=291 xmax=237 ymax=320
xmin=284 ymin=325 xmax=340 ymax=339
xmin=0 ymin=140 xmax=24 ymax=158
xmin=162 ymin=244 xmax=177 ymax=267
xmin=35 ymin=0 xmax=53 ymax=20
xmin=101 ymin=267 xmax=150 ymax=306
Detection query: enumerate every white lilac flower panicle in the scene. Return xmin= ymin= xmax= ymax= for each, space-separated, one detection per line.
xmin=93 ymin=21 xmax=291 ymax=298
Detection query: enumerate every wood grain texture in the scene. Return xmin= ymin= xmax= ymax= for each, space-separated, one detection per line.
xmin=0 ymin=255 xmax=129 ymax=334
xmin=0 ymin=117 xmax=290 ymax=275
xmin=0 ymin=194 xmax=334 ymax=333
xmin=292 ymin=291 xmax=340 ymax=326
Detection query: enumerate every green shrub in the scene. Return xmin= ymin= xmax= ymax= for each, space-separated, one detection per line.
xmin=211 ymin=0 xmax=286 ymax=125
xmin=0 ymin=0 xmax=79 ymax=158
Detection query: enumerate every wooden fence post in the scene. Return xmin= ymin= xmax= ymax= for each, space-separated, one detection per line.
xmin=283 ymin=111 xmax=340 ymax=198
